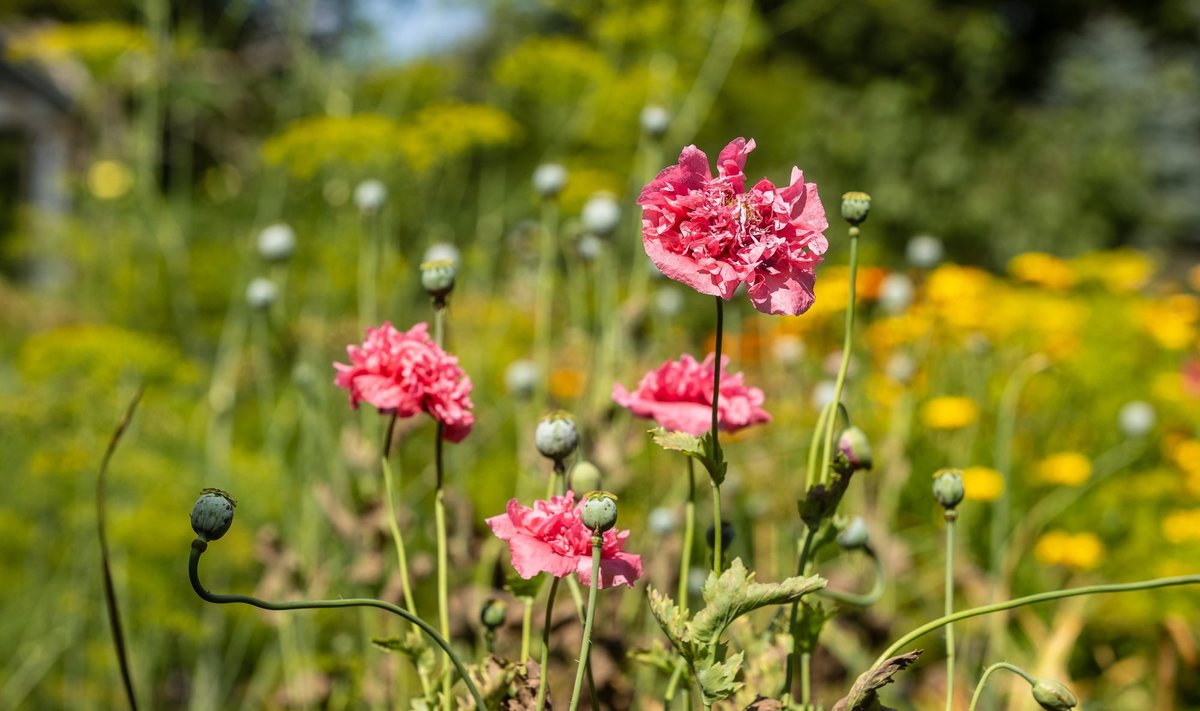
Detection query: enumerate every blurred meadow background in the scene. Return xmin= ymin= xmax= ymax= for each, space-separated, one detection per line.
xmin=3 ymin=0 xmax=1200 ymax=709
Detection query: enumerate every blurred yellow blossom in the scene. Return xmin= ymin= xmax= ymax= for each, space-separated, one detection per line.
xmin=1034 ymin=530 xmax=1105 ymax=570
xmin=87 ymin=160 xmax=133 ymax=200
xmin=1162 ymin=509 xmax=1200 ymax=544
xmin=1073 ymin=249 xmax=1154 ymax=293
xmin=1008 ymin=252 xmax=1078 ymax=290
xmin=925 ymin=265 xmax=993 ymax=333
xmin=6 ymin=21 xmax=150 ymax=67
xmin=1036 ymin=451 xmax=1092 ymax=487
xmin=962 ymin=466 xmax=1005 ymax=502
xmin=549 ymin=367 xmax=586 ymax=400
xmin=494 ymin=37 xmax=613 ymax=102
xmin=921 ymin=396 xmax=979 ymax=430
xmin=1139 ymin=294 xmax=1198 ymax=350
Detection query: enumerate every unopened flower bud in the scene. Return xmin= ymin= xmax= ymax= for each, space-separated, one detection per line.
xmin=257 ymin=223 xmax=296 ymax=262
xmin=705 ymin=520 xmax=736 ymax=551
xmin=568 ymin=460 xmax=602 ymax=494
xmin=532 ymin=163 xmax=567 ymax=199
xmin=932 ymin=468 xmax=965 ymax=511
xmin=353 ymin=179 xmax=388 ymax=214
xmin=245 ymin=277 xmax=278 ymax=311
xmin=1031 ymin=679 xmax=1078 ymax=710
xmin=480 ymin=597 xmax=508 ymax=630
xmin=423 ymin=242 xmax=461 ymax=267
xmin=580 ymin=491 xmax=619 ymax=533
xmin=581 ymin=192 xmax=621 ymax=236
xmin=535 ymin=411 xmax=579 ymax=463
xmin=1118 ymin=400 xmax=1155 ymax=438
xmin=835 ymin=426 xmax=873 ymax=474
xmin=841 ymin=191 xmax=871 ymax=226
xmin=191 ymin=489 xmax=237 ymax=542
xmin=420 ymin=259 xmax=456 ymax=300
xmin=640 ymin=105 xmax=671 ymax=138
xmin=837 ymin=516 xmax=870 ymax=550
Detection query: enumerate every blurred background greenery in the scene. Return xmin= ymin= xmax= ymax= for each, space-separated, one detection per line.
xmin=1 ymin=1 xmax=1199 ymax=709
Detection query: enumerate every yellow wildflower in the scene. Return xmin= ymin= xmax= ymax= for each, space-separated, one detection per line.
xmin=549 ymin=367 xmax=585 ymax=400
xmin=87 ymin=160 xmax=133 ymax=200
xmin=921 ymin=396 xmax=979 ymax=430
xmin=962 ymin=466 xmax=1005 ymax=502
xmin=1034 ymin=530 xmax=1104 ymax=571
xmin=1162 ymin=509 xmax=1200 ymax=544
xmin=6 ymin=21 xmax=150 ymax=67
xmin=1008 ymin=252 xmax=1078 ymax=290
xmin=1035 ymin=452 xmax=1092 ymax=487
xmin=925 ymin=265 xmax=993 ymax=333
xmin=1072 ymin=249 xmax=1154 ymax=293
xmin=1139 ymin=294 xmax=1199 ymax=350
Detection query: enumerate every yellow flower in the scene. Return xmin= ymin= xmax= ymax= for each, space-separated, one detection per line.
xmin=87 ymin=160 xmax=133 ymax=200
xmin=549 ymin=367 xmax=585 ymax=400
xmin=1072 ymin=249 xmax=1155 ymax=293
xmin=1008 ymin=252 xmax=1078 ymax=290
xmin=1162 ymin=509 xmax=1200 ymax=544
xmin=925 ymin=265 xmax=994 ymax=333
xmin=1034 ymin=530 xmax=1104 ymax=571
xmin=962 ymin=466 xmax=1005 ymax=502
xmin=921 ymin=396 xmax=979 ymax=430
xmin=1139 ymin=294 xmax=1199 ymax=350
xmin=1035 ymin=452 xmax=1092 ymax=487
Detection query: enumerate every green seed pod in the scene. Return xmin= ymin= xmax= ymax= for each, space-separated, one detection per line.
xmin=568 ymin=460 xmax=603 ymax=494
xmin=480 ymin=597 xmax=508 ymax=630
xmin=841 ymin=191 xmax=871 ymax=226
xmin=1031 ymin=679 xmax=1078 ymax=710
xmin=932 ymin=468 xmax=965 ymax=511
xmin=835 ymin=426 xmax=873 ymax=474
xmin=580 ymin=491 xmax=619 ymax=533
xmin=535 ymin=411 xmax=579 ymax=463
xmin=420 ymin=259 xmax=456 ymax=300
xmin=191 ymin=489 xmax=237 ymax=542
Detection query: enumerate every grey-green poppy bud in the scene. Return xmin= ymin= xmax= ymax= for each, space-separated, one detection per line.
xmin=480 ymin=598 xmax=508 ymax=630
xmin=932 ymin=468 xmax=965 ymax=511
xmin=568 ymin=459 xmax=602 ymax=494
xmin=841 ymin=191 xmax=871 ymax=226
xmin=837 ymin=516 xmax=870 ymax=550
xmin=535 ymin=411 xmax=579 ymax=462
xmin=580 ymin=491 xmax=618 ymax=533
xmin=532 ymin=163 xmax=568 ymax=199
xmin=640 ymin=105 xmax=671 ymax=138
xmin=191 ymin=488 xmax=237 ymax=542
xmin=835 ymin=426 xmax=873 ymax=474
xmin=1031 ymin=679 xmax=1078 ymax=710
xmin=420 ymin=259 xmax=456 ymax=300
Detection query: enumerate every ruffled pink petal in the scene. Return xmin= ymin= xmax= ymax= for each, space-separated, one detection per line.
xmin=639 ymin=400 xmax=714 ymax=436
xmin=485 ymin=509 xmax=519 ymax=541
xmin=747 ymin=262 xmax=818 ymax=316
xmin=576 ymin=550 xmax=644 ymax=589
xmin=506 ymin=534 xmax=578 ymax=580
xmin=642 ymin=231 xmax=732 ymax=298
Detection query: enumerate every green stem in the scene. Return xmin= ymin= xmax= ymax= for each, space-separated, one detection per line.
xmin=188 ymin=541 xmax=485 ymax=709
xmin=533 ymin=199 xmax=559 ymax=410
xmin=783 ymin=526 xmax=817 ymax=699
xmin=380 ymin=459 xmax=421 ymax=633
xmin=805 ymin=402 xmax=832 ymax=492
xmin=967 ymin=662 xmax=1035 ymax=711
xmin=521 ymin=597 xmax=534 ymax=665
xmin=568 ymin=538 xmax=603 ymax=711
xmin=710 ymin=296 xmax=725 ymax=576
xmin=874 ymin=574 xmax=1200 ymax=668
xmin=944 ymin=515 xmax=956 ymax=711
xmin=434 ymin=425 xmax=451 ymax=711
xmin=819 ymin=225 xmax=861 ymax=486
xmin=711 ymin=482 xmax=723 ymax=575
xmin=679 ymin=458 xmax=696 ymax=608
xmin=815 ymin=547 xmax=886 ymax=606
xmin=535 ymin=577 xmax=562 ymax=711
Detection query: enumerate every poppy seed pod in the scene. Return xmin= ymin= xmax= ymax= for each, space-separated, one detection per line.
xmin=1031 ymin=679 xmax=1078 ymax=710
xmin=532 ymin=163 xmax=568 ymax=199
xmin=480 ymin=598 xmax=508 ymax=630
xmin=835 ymin=426 xmax=873 ymax=474
xmin=191 ymin=489 xmax=237 ymax=542
xmin=420 ymin=259 xmax=456 ymax=300
xmin=840 ymin=191 xmax=871 ymax=226
xmin=535 ymin=411 xmax=579 ymax=463
xmin=580 ymin=491 xmax=619 ymax=533
xmin=932 ymin=468 xmax=965 ymax=511
xmin=837 ymin=516 xmax=871 ymax=550
xmin=568 ymin=460 xmax=602 ymax=494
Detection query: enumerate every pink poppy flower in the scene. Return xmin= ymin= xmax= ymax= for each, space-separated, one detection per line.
xmin=333 ymin=321 xmax=474 ymax=442
xmin=612 ymin=353 xmax=771 ymax=435
xmin=486 ymin=493 xmax=643 ymax=589
xmin=638 ymin=137 xmax=828 ymax=315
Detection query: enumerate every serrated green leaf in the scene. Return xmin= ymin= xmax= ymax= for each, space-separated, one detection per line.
xmin=794 ymin=600 xmax=836 ymax=654
xmin=371 ymin=636 xmax=406 ymax=652
xmin=696 ymin=651 xmax=745 ymax=704
xmin=647 ymin=586 xmax=695 ymax=661
xmin=651 ymin=427 xmax=706 ymax=456
xmin=690 ymin=558 xmax=826 ymax=649
xmin=629 ymin=639 xmax=677 ymax=673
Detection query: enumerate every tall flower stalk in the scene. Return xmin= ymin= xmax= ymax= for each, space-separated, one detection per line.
xmin=709 ymin=296 xmax=725 ymax=575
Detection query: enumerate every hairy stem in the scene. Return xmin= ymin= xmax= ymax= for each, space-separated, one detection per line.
xmin=568 ymin=538 xmax=603 ymax=711
xmin=819 ymin=225 xmax=861 ymax=486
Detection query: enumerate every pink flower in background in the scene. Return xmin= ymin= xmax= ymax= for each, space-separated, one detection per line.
xmin=334 ymin=321 xmax=474 ymax=442
xmin=638 ymin=137 xmax=828 ymax=315
xmin=612 ymin=353 xmax=771 ymax=435
xmin=486 ymin=494 xmax=643 ymax=589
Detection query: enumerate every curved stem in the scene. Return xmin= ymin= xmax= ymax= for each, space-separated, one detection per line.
xmin=815 ymin=547 xmax=885 ymax=606
xmin=873 ymin=574 xmax=1200 ymax=668
xmin=967 ymin=662 xmax=1035 ymax=711
xmin=568 ymin=538 xmax=603 ymax=711
xmin=783 ymin=526 xmax=817 ymax=699
xmin=944 ymin=515 xmax=956 ymax=711
xmin=819 ymin=226 xmax=861 ymax=486
xmin=535 ymin=577 xmax=562 ymax=711
xmin=188 ymin=541 xmax=485 ymax=709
